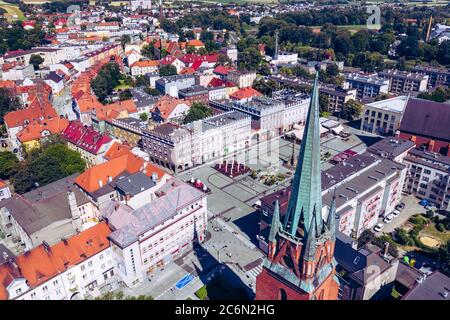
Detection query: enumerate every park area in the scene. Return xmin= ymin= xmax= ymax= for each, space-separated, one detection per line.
xmin=0 ymin=1 xmax=25 ymax=21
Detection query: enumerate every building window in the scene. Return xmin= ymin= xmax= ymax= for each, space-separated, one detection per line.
xmin=81 ymin=265 xmax=85 ymax=271
xmin=88 ymin=261 xmax=93 ymax=267
xmin=53 ymin=280 xmax=58 ymax=286
xmin=42 ymin=286 xmax=48 ymax=292
xmin=16 ymin=288 xmax=22 ymax=295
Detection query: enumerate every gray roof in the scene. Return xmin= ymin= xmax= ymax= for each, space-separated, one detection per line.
xmin=403 ymin=271 xmax=450 ymax=300
xmin=0 ymin=174 xmax=88 ymax=235
xmin=115 ymin=172 xmax=156 ymax=196
xmin=367 ymin=137 xmax=415 ymax=159
xmin=130 ymin=88 xmax=158 ymax=109
xmin=0 ymin=244 xmax=14 ymax=265
xmin=335 ymin=240 xmax=392 ymax=285
xmin=105 ymin=178 xmax=205 ymax=248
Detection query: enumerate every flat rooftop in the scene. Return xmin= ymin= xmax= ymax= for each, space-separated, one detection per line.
xmin=364 ymin=96 xmax=408 ymax=113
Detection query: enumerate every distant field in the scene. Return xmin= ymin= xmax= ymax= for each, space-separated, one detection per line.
xmin=22 ymin=0 xmax=50 ymax=3
xmin=0 ymin=1 xmax=26 ymax=21
xmin=310 ymin=24 xmax=369 ymax=35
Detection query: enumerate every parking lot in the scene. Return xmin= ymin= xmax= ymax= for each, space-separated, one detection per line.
xmin=374 ymin=194 xmax=428 ymax=235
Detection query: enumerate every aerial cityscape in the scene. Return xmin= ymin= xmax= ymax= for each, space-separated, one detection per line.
xmin=0 ymin=0 xmax=449 ymax=303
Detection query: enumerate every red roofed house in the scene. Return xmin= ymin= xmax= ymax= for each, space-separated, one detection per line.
xmin=159 ymin=55 xmax=185 ymax=74
xmin=229 ymin=87 xmax=263 ymax=103
xmin=150 ymin=95 xmax=191 ymax=123
xmin=4 ymin=83 xmax=58 ymax=154
xmin=22 ymin=20 xmax=36 ymax=30
xmin=0 ymin=222 xmax=113 ymax=300
xmin=130 ymin=60 xmax=159 ymax=76
xmin=62 ymin=121 xmax=114 ymax=167
xmin=186 ymin=39 xmax=205 ymax=50
xmin=17 ymin=117 xmax=69 ymax=152
xmin=74 ymin=149 xmax=170 ymax=211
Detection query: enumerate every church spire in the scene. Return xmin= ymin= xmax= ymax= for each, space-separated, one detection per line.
xmin=326 ymin=191 xmax=336 ymax=241
xmin=283 ymin=68 xmax=323 ymax=238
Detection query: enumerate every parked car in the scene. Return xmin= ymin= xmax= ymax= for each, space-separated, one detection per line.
xmin=383 ymin=215 xmax=394 ymax=224
xmin=391 ymin=210 xmax=401 ymax=218
xmin=419 ymin=199 xmax=430 ymax=207
xmin=374 ymin=223 xmax=384 ymax=232
xmin=396 ymin=203 xmax=405 ymax=211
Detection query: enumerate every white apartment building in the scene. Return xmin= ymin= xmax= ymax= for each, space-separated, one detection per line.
xmin=143 ymin=111 xmax=252 ymax=172
xmin=227 ymin=70 xmax=257 ymax=88
xmin=0 ymin=222 xmax=114 ymax=300
xmin=208 ymin=86 xmax=228 ymax=101
xmin=403 ymin=148 xmax=450 ymax=210
xmin=344 ymin=73 xmax=390 ymax=99
xmin=130 ymin=0 xmax=152 ymax=11
xmin=378 ymin=70 xmax=428 ymax=93
xmin=361 ymin=96 xmax=408 ymax=136
xmin=1 ymin=64 xmax=35 ymax=81
xmin=102 ymin=178 xmax=208 ymax=287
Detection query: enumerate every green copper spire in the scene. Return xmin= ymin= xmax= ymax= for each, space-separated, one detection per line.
xmin=304 ymin=208 xmax=318 ymax=261
xmin=269 ymin=199 xmax=280 ymax=243
xmin=283 ymin=69 xmax=323 ymax=238
xmin=326 ymin=192 xmax=336 ymax=241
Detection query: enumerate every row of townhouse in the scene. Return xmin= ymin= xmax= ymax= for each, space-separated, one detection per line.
xmin=0 ymin=222 xmax=114 ymax=300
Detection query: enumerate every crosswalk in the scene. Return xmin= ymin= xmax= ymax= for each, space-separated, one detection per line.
xmin=247 ymin=264 xmax=263 ymax=280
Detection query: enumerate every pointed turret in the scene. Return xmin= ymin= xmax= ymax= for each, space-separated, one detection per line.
xmin=283 ymin=68 xmax=323 ymax=238
xmin=269 ymin=199 xmax=280 ymax=243
xmin=326 ymin=193 xmax=336 ymax=241
xmin=304 ymin=208 xmax=318 ymax=261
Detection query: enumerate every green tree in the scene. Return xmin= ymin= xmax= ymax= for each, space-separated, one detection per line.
xmin=11 ymin=143 xmax=85 ymax=194
xmin=183 ymin=102 xmax=213 ymax=124
xmin=29 ymin=54 xmax=44 ymax=70
xmin=119 ymin=90 xmax=132 ymax=101
xmin=0 ymin=151 xmax=19 ymax=179
xmin=135 ymin=75 xmax=150 ymax=87
xmin=159 ymin=65 xmax=177 ymax=77
xmin=120 ymin=35 xmax=131 ymax=48
xmin=144 ymin=87 xmax=161 ymax=96
xmin=0 ymin=88 xmax=20 ymax=125
xmin=140 ymin=112 xmax=148 ymax=122
xmin=341 ymin=99 xmax=363 ymax=121
xmin=238 ymin=47 xmax=262 ymax=71
xmin=358 ymin=229 xmax=375 ymax=248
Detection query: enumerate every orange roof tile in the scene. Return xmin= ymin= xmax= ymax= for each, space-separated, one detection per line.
xmin=75 ymin=152 xmax=166 ymax=193
xmin=229 ymin=87 xmax=263 ymax=100
xmin=17 ymin=117 xmax=69 ymax=143
xmin=130 ymin=60 xmax=160 ymax=68
xmin=103 ymin=142 xmax=132 ymax=160
xmin=0 ymin=222 xmax=111 ymax=299
xmin=151 ymin=95 xmax=190 ymax=120
xmin=94 ymin=100 xmax=137 ymax=121
xmin=187 ymin=39 xmax=205 ymax=47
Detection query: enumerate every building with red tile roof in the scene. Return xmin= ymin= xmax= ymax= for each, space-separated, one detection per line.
xmin=17 ymin=117 xmax=69 ymax=152
xmin=62 ymin=121 xmax=113 ymax=167
xmin=229 ymin=87 xmax=263 ymax=102
xmin=150 ymin=95 xmax=191 ymax=123
xmin=0 ymin=222 xmax=112 ymax=300
xmin=186 ymin=39 xmax=205 ymax=49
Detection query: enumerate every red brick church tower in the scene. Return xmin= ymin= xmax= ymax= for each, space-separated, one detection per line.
xmin=255 ymin=68 xmax=339 ymax=300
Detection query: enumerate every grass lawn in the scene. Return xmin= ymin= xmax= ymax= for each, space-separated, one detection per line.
xmin=114 ymin=80 xmax=132 ymax=91
xmin=421 ymin=223 xmax=450 ymax=243
xmin=0 ymin=1 xmax=25 ymax=21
